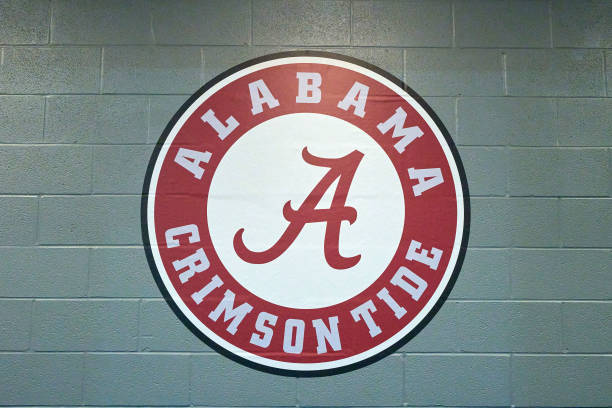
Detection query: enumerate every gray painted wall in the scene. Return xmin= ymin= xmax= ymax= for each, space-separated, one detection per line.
xmin=0 ymin=0 xmax=610 ymax=406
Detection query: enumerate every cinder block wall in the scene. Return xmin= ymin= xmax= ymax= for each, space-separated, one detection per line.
xmin=0 ymin=0 xmax=610 ymax=406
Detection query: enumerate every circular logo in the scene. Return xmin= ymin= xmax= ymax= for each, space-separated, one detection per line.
xmin=142 ymin=52 xmax=469 ymax=376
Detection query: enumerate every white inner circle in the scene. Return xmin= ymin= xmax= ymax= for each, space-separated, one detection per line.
xmin=207 ymin=113 xmax=405 ymax=309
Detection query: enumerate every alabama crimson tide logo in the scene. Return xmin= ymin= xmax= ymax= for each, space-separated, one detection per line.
xmin=142 ymin=52 xmax=469 ymax=376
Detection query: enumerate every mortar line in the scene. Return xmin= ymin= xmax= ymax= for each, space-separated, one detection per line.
xmin=602 ymin=51 xmax=608 ymax=97
xmin=28 ymin=299 xmax=35 ymax=351
xmin=548 ymin=0 xmax=554 ymax=48
xmin=34 ymin=195 xmax=41 ymax=245
xmin=146 ymin=96 xmax=152 ymax=143
xmin=42 ymin=96 xmax=48 ymax=142
xmin=0 ymin=47 xmax=4 ymax=65
xmin=149 ymin=1 xmax=156 ymax=44
xmin=402 ymin=352 xmax=407 ymax=406
xmin=89 ymin=145 xmax=94 ymax=194
xmin=136 ymin=298 xmax=143 ymax=351
xmin=559 ymin=300 xmax=566 ymax=353
xmin=554 ymin=98 xmax=560 ymax=147
xmin=454 ymin=97 xmax=458 ymax=141
xmin=451 ymin=0 xmax=456 ymax=48
xmin=200 ymin=47 xmax=205 ymax=84
xmin=502 ymin=52 xmax=508 ymax=96
xmin=99 ymin=47 xmax=104 ymax=94
xmin=81 ymin=351 xmax=87 ymax=405
xmin=85 ymin=248 xmax=92 ymax=297
xmin=188 ymin=352 xmax=194 ymax=407
xmin=294 ymin=375 xmax=299 ymax=408
xmin=402 ymin=49 xmax=407 ymax=84
xmin=509 ymin=351 xmax=514 ymax=405
xmin=47 ymin=0 xmax=53 ymax=44
xmin=250 ymin=0 xmax=254 ymax=46
xmin=349 ymin=0 xmax=353 ymax=46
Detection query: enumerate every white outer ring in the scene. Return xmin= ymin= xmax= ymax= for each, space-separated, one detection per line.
xmin=147 ymin=56 xmax=465 ymax=372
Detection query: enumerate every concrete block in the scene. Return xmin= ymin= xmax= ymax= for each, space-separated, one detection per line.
xmin=84 ymin=353 xmax=190 ymax=406
xmin=45 ymin=95 xmax=148 ymax=143
xmin=89 ymin=248 xmax=160 ymax=298
xmin=148 ymin=95 xmax=190 ymax=143
xmin=0 ymin=300 xmax=32 ymax=351
xmin=352 ymin=0 xmax=452 ymax=47
xmin=298 ymin=355 xmax=403 ymax=406
xmin=456 ymin=301 xmax=562 ymax=352
xmin=0 ymin=46 xmax=100 ymax=93
xmin=470 ymin=198 xmax=560 ymax=247
xmin=0 ymin=353 xmax=83 ymax=405
xmin=552 ymin=0 xmax=612 ymax=48
xmin=560 ymin=199 xmax=611 ymax=247
xmin=457 ymin=97 xmax=556 ymax=146
xmin=506 ymin=49 xmax=604 ymax=96
xmin=324 ymin=47 xmax=404 ymax=84
xmin=509 ymin=148 xmax=609 ymax=197
xmin=455 ymin=0 xmax=549 ymax=47
xmin=93 ymin=145 xmax=155 ymax=193
xmin=0 ymin=197 xmax=37 ymax=245
xmin=0 ymin=96 xmax=44 ymax=143
xmin=202 ymin=46 xmax=286 ymax=82
xmin=39 ymin=196 xmax=141 ymax=244
xmin=102 ymin=46 xmax=202 ymax=93
xmin=405 ymin=49 xmax=503 ymax=96
xmin=558 ymin=148 xmax=609 ymax=196
xmin=450 ymin=249 xmax=511 ymax=299
xmin=511 ymin=249 xmax=611 ymax=299
xmin=422 ymin=97 xmax=456 ymax=138
xmin=469 ymin=198 xmax=513 ymax=247
xmin=400 ymin=301 xmax=459 ymax=352
xmin=404 ymin=355 xmax=510 ymax=406
xmin=0 ymin=146 xmax=91 ymax=194
xmin=0 ymin=0 xmax=49 ymax=44
xmin=32 ymin=300 xmax=139 ymax=351
xmin=253 ymin=0 xmax=350 ymax=46
xmin=562 ymin=302 xmax=612 ymax=352
xmin=51 ymin=0 xmax=153 ymax=44
xmin=191 ymin=354 xmax=296 ymax=406
xmin=509 ymin=198 xmax=560 ymax=247
xmin=151 ymin=0 xmax=250 ymax=45
xmin=458 ymin=147 xmax=507 ymax=196
xmin=557 ymin=99 xmax=612 ymax=146
xmin=0 ymin=248 xmax=88 ymax=297
xmin=140 ymin=300 xmax=209 ymax=351
xmin=512 ymin=355 xmax=612 ymax=406
xmin=508 ymin=148 xmax=558 ymax=196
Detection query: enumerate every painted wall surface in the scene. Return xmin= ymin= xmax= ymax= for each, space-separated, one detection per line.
xmin=0 ymin=0 xmax=610 ymax=406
